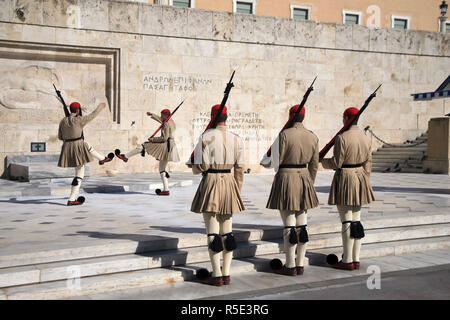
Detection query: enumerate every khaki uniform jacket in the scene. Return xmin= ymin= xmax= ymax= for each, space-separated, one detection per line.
xmin=191 ymin=125 xmax=245 ymax=215
xmin=143 ymin=114 xmax=180 ymax=162
xmin=57 ymin=105 xmax=103 ymax=168
xmin=265 ymin=122 xmax=319 ymax=211
xmin=322 ymin=125 xmax=375 ymax=206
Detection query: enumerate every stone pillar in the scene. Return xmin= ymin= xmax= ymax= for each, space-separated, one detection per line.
xmin=424 ymin=117 xmax=450 ymax=174
xmin=439 ymin=16 xmax=448 ymax=33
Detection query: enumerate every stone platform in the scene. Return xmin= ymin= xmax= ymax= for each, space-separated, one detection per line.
xmin=0 ymin=172 xmax=448 ymax=299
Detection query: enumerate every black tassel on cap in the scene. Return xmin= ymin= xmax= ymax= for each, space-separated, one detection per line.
xmin=223 ymin=233 xmax=237 ymax=251
xmin=208 ymin=233 xmax=223 ymax=253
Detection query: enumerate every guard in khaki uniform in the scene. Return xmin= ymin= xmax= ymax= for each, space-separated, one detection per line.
xmin=58 ymin=102 xmax=113 ymax=206
xmin=189 ymin=104 xmax=245 ymax=286
xmin=321 ymin=107 xmax=375 ymax=270
xmin=261 ymin=105 xmax=319 ymax=276
xmin=115 ymin=109 xmax=180 ymax=195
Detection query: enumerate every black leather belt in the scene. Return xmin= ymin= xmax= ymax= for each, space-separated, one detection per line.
xmin=279 ymin=164 xmax=307 ymax=168
xmin=341 ymin=163 xmax=363 ymax=168
xmin=202 ymin=169 xmax=231 ymax=176
xmin=64 ymin=136 xmax=83 ymax=142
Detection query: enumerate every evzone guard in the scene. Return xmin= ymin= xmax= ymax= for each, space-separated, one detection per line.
xmin=320 ymin=85 xmax=380 ymax=270
xmin=114 ymin=107 xmax=181 ymax=195
xmin=261 ymin=104 xmax=319 ymax=276
xmin=57 ymin=101 xmax=114 ymax=206
xmin=260 ymin=78 xmax=319 ymax=276
xmin=188 ymin=104 xmax=245 ymax=286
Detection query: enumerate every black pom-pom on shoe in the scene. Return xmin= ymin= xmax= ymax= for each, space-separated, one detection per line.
xmin=77 ymin=196 xmax=85 ymax=204
xmin=270 ymin=258 xmax=283 ymax=271
xmin=326 ymin=254 xmax=339 ymax=265
xmin=196 ymin=268 xmax=210 ymax=280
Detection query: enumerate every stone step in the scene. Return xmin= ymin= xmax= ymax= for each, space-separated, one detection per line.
xmin=3 ymin=236 xmax=450 ymax=300
xmin=9 ymin=163 xmax=91 ymax=182
xmin=377 ymin=146 xmax=427 ymax=152
xmin=372 ymin=154 xmax=424 ymax=160
xmin=1 ymin=221 xmax=449 ymax=289
xmin=307 ymin=236 xmax=450 ymax=265
xmin=0 ymin=240 xmax=288 ymax=288
xmin=1 ymin=214 xmax=449 ymax=269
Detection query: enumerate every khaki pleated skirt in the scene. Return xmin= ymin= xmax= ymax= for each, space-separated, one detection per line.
xmin=58 ymin=140 xmax=93 ymax=168
xmin=191 ymin=172 xmax=245 ymax=215
xmin=328 ymin=167 xmax=375 ymax=206
xmin=266 ymin=168 xmax=319 ymax=211
xmin=144 ymin=140 xmax=180 ymax=162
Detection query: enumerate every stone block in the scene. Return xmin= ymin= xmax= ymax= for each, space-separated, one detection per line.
xmin=108 ymin=1 xmax=139 ymax=33
xmin=182 ymin=56 xmax=229 ymax=76
xmin=160 ymin=5 xmax=188 ymax=38
xmin=294 ymin=20 xmax=314 ymax=47
xmin=187 ymin=8 xmax=212 ymax=39
xmin=0 ymin=266 xmax=40 ymax=288
xmin=11 ymin=0 xmax=42 ymax=24
xmin=42 ymin=0 xmax=79 ymax=28
xmin=335 ymin=24 xmax=352 ymax=50
xmin=386 ymin=28 xmax=406 ymax=53
xmin=403 ymin=30 xmax=425 ymax=55
xmin=232 ymin=13 xmax=254 ymax=42
xmin=253 ymin=15 xmax=275 ymax=44
xmin=155 ymin=54 xmax=182 ymax=73
xmin=274 ymin=17 xmax=295 ymax=46
xmin=421 ymin=31 xmax=441 ymax=56
xmin=439 ymin=33 xmax=450 ymax=57
xmin=22 ymin=24 xmax=55 ymax=43
xmin=369 ymin=28 xmax=387 ymax=52
xmin=212 ymin=11 xmax=233 ymax=41
xmin=0 ymin=0 xmax=12 ymax=22
xmin=313 ymin=22 xmax=336 ymax=48
xmin=352 ymin=24 xmax=369 ymax=51
xmin=80 ymin=0 xmax=109 ymax=31
xmin=424 ymin=117 xmax=450 ymax=174
xmin=0 ymin=22 xmax=23 ymax=41
xmin=138 ymin=3 xmax=163 ymax=35
xmin=55 ymin=27 xmax=86 ymax=46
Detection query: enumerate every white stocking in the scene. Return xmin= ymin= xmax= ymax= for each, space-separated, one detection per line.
xmin=203 ymin=212 xmax=222 ymax=278
xmin=125 ymin=145 xmax=144 ymax=159
xmin=280 ymin=210 xmax=297 ymax=268
xmin=295 ymin=211 xmax=307 ymax=268
xmin=338 ymin=205 xmax=354 ymax=263
xmin=69 ymin=165 xmax=85 ymax=201
xmin=219 ymin=214 xmax=233 ymax=277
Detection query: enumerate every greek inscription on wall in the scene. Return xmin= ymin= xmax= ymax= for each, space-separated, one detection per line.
xmin=143 ymin=73 xmax=213 ymax=92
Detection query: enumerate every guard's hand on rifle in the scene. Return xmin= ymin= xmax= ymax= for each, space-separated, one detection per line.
xmin=146 ymin=112 xmax=152 ymax=117
xmin=148 ymin=137 xmax=153 ymax=142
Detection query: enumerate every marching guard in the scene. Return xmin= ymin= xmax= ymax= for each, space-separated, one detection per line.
xmin=320 ymin=107 xmax=375 ymax=270
xmin=188 ymin=104 xmax=245 ymax=286
xmin=58 ymin=101 xmax=114 ymax=206
xmin=262 ymin=105 xmax=319 ymax=276
xmin=115 ymin=108 xmax=180 ymax=195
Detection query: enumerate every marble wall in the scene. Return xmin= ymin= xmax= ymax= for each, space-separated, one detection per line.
xmin=0 ymin=0 xmax=449 ymax=176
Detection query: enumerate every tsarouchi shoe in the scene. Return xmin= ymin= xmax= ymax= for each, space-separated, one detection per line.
xmin=202 ymin=276 xmax=223 ymax=286
xmin=275 ymin=265 xmax=297 ymax=276
xmin=353 ymin=262 xmax=360 ymax=270
xmin=156 ymin=190 xmax=170 ymax=196
xmin=331 ymin=261 xmax=354 ymax=271
xmin=99 ymin=153 xmax=115 ymax=165
xmin=67 ymin=200 xmax=83 ymax=206
xmin=296 ymin=266 xmax=304 ymax=275
xmin=222 ymin=275 xmax=230 ymax=285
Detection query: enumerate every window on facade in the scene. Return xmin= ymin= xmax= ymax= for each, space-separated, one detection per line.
xmin=172 ymin=0 xmax=191 ymax=8
xmin=344 ymin=13 xmax=359 ymax=25
xmin=393 ymin=18 xmax=408 ymax=29
xmin=236 ymin=1 xmax=253 ymax=14
xmin=446 ymin=23 xmax=450 ymax=33
xmin=293 ymin=8 xmax=309 ymax=20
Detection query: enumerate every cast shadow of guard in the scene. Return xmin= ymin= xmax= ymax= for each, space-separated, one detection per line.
xmin=76 ymin=230 xmax=191 ymax=276
xmin=0 ymin=198 xmax=67 ymax=206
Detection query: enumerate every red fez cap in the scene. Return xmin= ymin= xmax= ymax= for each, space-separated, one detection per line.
xmin=289 ymin=104 xmax=305 ymax=115
xmin=211 ymin=104 xmax=227 ymax=117
xmin=161 ymin=108 xmax=170 ymax=114
xmin=70 ymin=102 xmax=81 ymax=109
xmin=343 ymin=107 xmax=359 ymax=118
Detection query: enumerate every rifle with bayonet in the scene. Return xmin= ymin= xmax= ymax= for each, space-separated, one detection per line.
xmin=264 ymin=76 xmax=317 ymax=158
xmin=53 ymin=84 xmax=70 ymax=117
xmin=149 ymin=100 xmax=184 ymax=140
xmin=319 ymin=84 xmax=382 ymax=159
xmin=187 ymin=70 xmax=236 ymax=164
